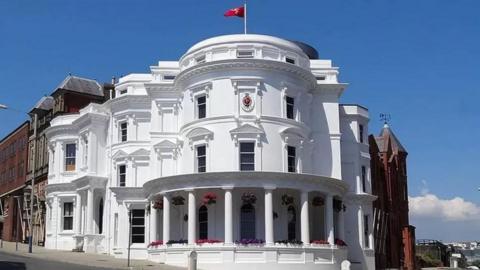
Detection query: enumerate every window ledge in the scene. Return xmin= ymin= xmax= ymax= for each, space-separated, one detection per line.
xmin=58 ymin=231 xmax=75 ymax=236
xmin=61 ymin=171 xmax=77 ymax=176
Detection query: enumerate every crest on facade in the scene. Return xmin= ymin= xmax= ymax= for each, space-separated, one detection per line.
xmin=241 ymin=93 xmax=254 ymax=112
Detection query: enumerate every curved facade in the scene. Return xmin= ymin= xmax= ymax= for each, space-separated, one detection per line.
xmin=44 ymin=34 xmax=375 ymax=270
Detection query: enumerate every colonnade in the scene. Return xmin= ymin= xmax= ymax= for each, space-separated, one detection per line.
xmin=151 ymin=187 xmax=345 ymax=246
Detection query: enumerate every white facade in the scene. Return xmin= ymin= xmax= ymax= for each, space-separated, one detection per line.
xmin=44 ymin=34 xmax=376 ymax=270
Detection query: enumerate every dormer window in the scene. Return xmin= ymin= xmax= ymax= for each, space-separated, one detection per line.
xmin=316 ymin=76 xmax=326 ymax=81
xmin=285 ymin=57 xmax=295 ymax=64
xmin=119 ymin=89 xmax=127 ymax=95
xmin=195 ymin=55 xmax=206 ymax=64
xmin=163 ymin=75 xmax=176 ymax=80
xmin=237 ymin=50 xmax=254 ymax=58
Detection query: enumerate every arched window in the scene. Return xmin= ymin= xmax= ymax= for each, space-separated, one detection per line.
xmin=287 ymin=206 xmax=296 ymax=240
xmin=198 ymin=205 xmax=208 ymax=240
xmin=240 ymin=204 xmax=255 ymax=239
xmin=98 ymin=199 xmax=104 ymax=234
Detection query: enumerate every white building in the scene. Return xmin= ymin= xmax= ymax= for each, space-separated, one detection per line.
xmin=44 ymin=34 xmax=376 ymax=270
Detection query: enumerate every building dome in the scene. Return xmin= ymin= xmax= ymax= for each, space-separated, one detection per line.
xmin=185 ymin=34 xmax=307 ymax=56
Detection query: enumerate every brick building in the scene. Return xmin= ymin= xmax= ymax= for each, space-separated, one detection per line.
xmin=0 ymin=122 xmax=29 ymax=242
xmin=370 ymin=123 xmax=416 ymax=269
xmin=25 ymin=75 xmax=106 ymax=246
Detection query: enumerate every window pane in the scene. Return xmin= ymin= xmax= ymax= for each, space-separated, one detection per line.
xmin=240 ymin=153 xmax=254 ymax=164
xmin=64 ymin=217 xmax=73 ymax=230
xmin=132 ymin=235 xmax=144 ymax=243
xmin=196 ymin=146 xmax=205 ymax=156
xmin=240 ymin=142 xmax=254 ymax=153
xmin=240 ymin=164 xmax=254 ymax=171
xmin=132 ymin=209 xmax=145 ymax=218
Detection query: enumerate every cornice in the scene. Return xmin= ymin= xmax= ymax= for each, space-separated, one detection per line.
xmin=175 ymin=59 xmax=317 ymax=90
xmin=45 ymin=124 xmax=78 ymax=139
xmin=143 ymin=171 xmax=349 ymax=197
xmin=45 ymin=183 xmax=75 ymax=194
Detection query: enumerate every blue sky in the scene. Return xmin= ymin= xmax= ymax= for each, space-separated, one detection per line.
xmin=0 ymin=0 xmax=479 ymax=240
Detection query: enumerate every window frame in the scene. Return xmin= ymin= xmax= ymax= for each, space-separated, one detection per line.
xmin=62 ymin=202 xmax=74 ymax=231
xmin=237 ymin=50 xmax=254 ymax=58
xmin=364 ymin=215 xmax=369 ymax=248
xmin=130 ymin=209 xmax=145 ymax=244
xmin=119 ymin=121 xmax=128 ymax=142
xmin=118 ymin=164 xmax=126 ymax=187
xmin=359 ymin=124 xmax=364 ymax=143
xmin=195 ymin=145 xmax=206 ymax=173
xmin=287 ymin=146 xmax=296 ymax=173
xmin=239 ymin=142 xmax=255 ymax=171
xmin=64 ymin=143 xmax=76 ymax=172
xmin=285 ymin=96 xmax=295 ymax=120
xmin=361 ymin=166 xmax=366 ymax=193
xmin=240 ymin=203 xmax=256 ymax=239
xmin=196 ymin=95 xmax=207 ymax=119
xmin=198 ymin=205 xmax=208 ymax=240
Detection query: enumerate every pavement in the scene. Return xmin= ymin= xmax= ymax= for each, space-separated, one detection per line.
xmin=0 ymin=240 xmax=184 ymax=270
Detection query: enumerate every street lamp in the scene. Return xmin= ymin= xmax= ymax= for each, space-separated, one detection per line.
xmin=0 ymin=104 xmax=37 ymax=253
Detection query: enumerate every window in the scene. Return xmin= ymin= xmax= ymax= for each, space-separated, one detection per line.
xmin=287 ymin=146 xmax=296 ymax=173
xmin=131 ymin=209 xmax=145 ymax=243
xmin=120 ymin=122 xmax=128 ymax=142
xmin=65 ymin=143 xmax=76 ymax=171
xmin=98 ymin=199 xmax=104 ymax=234
xmin=118 ymin=165 xmax=126 ymax=187
xmin=196 ymin=145 xmax=206 ymax=173
xmin=364 ymin=215 xmax=369 ymax=248
xmin=287 ymin=206 xmax=296 ymax=240
xmin=359 ymin=124 xmax=364 ymax=143
xmin=198 ymin=205 xmax=208 ymax=240
xmin=163 ymin=75 xmax=176 ymax=80
xmin=195 ymin=55 xmax=206 ymax=64
xmin=196 ymin=96 xmax=206 ymax=119
xmin=119 ymin=89 xmax=127 ymax=95
xmin=361 ymin=166 xmax=366 ymax=193
xmin=285 ymin=57 xmax=295 ymax=64
xmin=286 ymin=96 xmax=294 ymax=119
xmin=63 ymin=202 xmax=73 ymax=230
xmin=239 ymin=142 xmax=255 ymax=171
xmin=316 ymin=76 xmax=326 ymax=81
xmin=240 ymin=204 xmax=255 ymax=239
xmin=237 ymin=50 xmax=254 ymax=58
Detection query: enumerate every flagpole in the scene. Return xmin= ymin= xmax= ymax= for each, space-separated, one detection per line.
xmin=244 ymin=0 xmax=247 ymax=34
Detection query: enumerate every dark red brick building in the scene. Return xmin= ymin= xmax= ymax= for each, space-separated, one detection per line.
xmin=370 ymin=124 xmax=416 ymax=270
xmin=0 ymin=122 xmax=29 ymax=242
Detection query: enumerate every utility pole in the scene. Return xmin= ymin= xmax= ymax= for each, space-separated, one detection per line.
xmin=127 ymin=209 xmax=132 ymax=267
xmin=28 ymin=113 xmax=37 ymax=253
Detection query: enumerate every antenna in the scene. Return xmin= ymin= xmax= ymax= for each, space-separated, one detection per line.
xmin=380 ymin=113 xmax=391 ymax=124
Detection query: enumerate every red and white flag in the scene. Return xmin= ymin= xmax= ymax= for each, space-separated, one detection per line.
xmin=224 ymin=6 xmax=245 ymax=18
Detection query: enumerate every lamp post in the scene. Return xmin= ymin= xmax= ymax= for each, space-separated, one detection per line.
xmin=0 ymin=104 xmax=37 ymax=253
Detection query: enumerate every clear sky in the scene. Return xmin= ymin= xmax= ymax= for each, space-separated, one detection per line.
xmin=0 ymin=0 xmax=479 ymax=241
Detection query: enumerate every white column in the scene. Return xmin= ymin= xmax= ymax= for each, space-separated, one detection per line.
xmin=86 ymin=188 xmax=94 ymax=234
xmin=75 ymin=192 xmax=82 ymax=234
xmin=163 ymin=195 xmax=170 ymax=243
xmin=150 ymin=202 xmax=158 ymax=241
xmin=87 ymin=131 xmax=97 ymax=174
xmin=325 ymin=194 xmax=334 ymax=245
xmin=264 ymin=188 xmax=274 ymax=245
xmin=300 ymin=191 xmax=310 ymax=244
xmin=358 ymin=205 xmax=365 ymax=248
xmin=187 ymin=190 xmax=196 ymax=245
xmin=224 ymin=188 xmax=233 ymax=244
xmin=338 ymin=200 xmax=345 ymax=241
